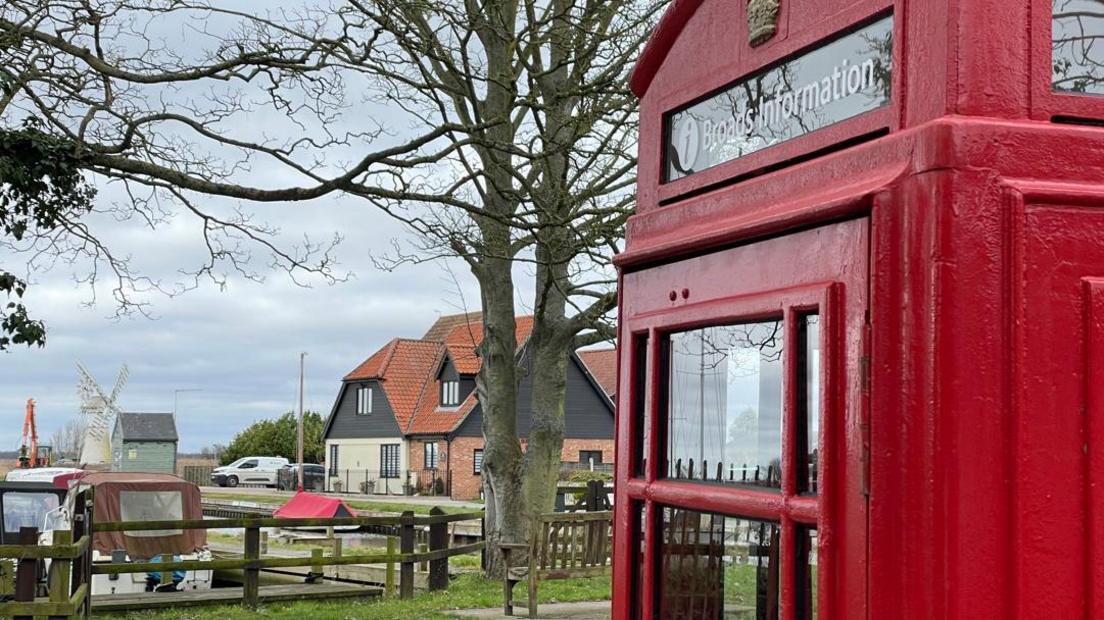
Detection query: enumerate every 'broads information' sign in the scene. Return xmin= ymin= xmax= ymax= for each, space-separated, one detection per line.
xmin=665 ymin=16 xmax=893 ymax=181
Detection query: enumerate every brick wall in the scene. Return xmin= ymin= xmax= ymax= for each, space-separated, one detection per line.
xmin=407 ymin=438 xmax=449 ymax=494
xmin=561 ymin=438 xmax=615 ymax=466
xmin=449 ymin=436 xmax=485 ymax=500
xmin=445 ymin=437 xmax=616 ymax=500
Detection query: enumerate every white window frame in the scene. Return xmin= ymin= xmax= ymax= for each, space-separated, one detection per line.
xmin=473 ymin=449 xmax=484 ymax=475
xmin=441 ymin=380 xmax=460 ymax=407
xmin=380 ymin=444 xmax=401 ymax=479
xmin=424 ymin=442 xmax=439 ymax=469
xmin=356 ymin=386 xmax=373 ymax=415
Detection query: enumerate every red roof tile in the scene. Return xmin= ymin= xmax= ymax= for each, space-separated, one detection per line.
xmin=405 ymin=315 xmax=534 ymax=435
xmin=344 ymin=340 xmax=397 ymax=381
xmin=405 ymin=386 xmax=479 ymax=435
xmin=422 ymin=312 xmax=481 ymax=342
xmin=577 ymin=347 xmax=618 ymax=397
xmin=341 ymin=315 xmax=538 ymax=437
xmin=443 ymin=324 xmax=481 ymax=375
xmin=443 ymin=316 xmax=535 ymax=375
xmin=343 ymin=339 xmax=444 ymax=430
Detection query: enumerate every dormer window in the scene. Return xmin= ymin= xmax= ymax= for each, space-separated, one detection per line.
xmin=356 ymin=386 xmax=372 ymax=415
xmin=441 ymin=380 xmax=460 ymax=407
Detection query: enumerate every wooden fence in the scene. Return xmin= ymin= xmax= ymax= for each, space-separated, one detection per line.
xmin=0 ymin=506 xmax=484 ymax=617
xmin=180 ymin=465 xmax=215 ymax=486
xmin=0 ymin=487 xmax=93 ymax=619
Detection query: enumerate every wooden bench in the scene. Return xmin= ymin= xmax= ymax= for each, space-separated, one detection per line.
xmin=500 ymin=511 xmax=613 ymax=617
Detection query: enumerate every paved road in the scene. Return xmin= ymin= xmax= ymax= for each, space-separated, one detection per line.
xmin=200 ymin=484 xmax=484 ymax=510
xmin=449 ymin=601 xmax=611 ymax=619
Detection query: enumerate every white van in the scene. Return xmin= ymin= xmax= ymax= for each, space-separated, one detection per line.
xmin=209 ymin=456 xmax=289 ymax=487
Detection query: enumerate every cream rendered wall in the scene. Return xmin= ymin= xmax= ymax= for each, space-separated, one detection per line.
xmin=324 ymin=437 xmax=409 ymax=494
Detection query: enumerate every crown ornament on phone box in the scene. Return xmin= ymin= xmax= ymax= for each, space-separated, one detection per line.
xmin=747 ymin=0 xmax=780 ymax=46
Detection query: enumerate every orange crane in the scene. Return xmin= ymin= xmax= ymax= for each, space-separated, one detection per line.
xmin=18 ymin=399 xmax=50 ymax=469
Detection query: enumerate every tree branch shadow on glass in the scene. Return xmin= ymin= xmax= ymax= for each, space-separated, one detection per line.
xmin=1053 ymin=0 xmax=1104 ymax=93
xmin=665 ymin=16 xmax=894 ymax=181
xmin=665 ymin=321 xmax=784 ymax=491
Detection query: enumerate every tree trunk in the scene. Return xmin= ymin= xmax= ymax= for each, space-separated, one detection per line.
xmin=475 ymin=249 xmax=527 ymax=577
xmin=520 ymin=0 xmax=578 ymax=520
xmin=525 ymin=325 xmax=571 ymax=518
xmin=472 ymin=0 xmax=526 ymax=579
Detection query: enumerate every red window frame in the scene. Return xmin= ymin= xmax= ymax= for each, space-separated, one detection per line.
xmin=624 ymin=283 xmax=839 ymax=619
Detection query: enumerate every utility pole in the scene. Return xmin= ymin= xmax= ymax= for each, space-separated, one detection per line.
xmin=298 ymin=352 xmax=307 ymax=492
xmin=173 ymin=388 xmax=202 ymax=422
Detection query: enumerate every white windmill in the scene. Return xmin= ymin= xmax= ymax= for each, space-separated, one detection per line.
xmin=76 ymin=363 xmax=129 ymax=467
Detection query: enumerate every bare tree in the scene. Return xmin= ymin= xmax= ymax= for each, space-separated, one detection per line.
xmin=342 ymin=0 xmax=660 ymax=570
xmin=0 ymin=0 xmax=419 ymax=325
xmin=0 ymin=0 xmax=662 ymax=573
xmin=48 ymin=417 xmax=85 ymax=461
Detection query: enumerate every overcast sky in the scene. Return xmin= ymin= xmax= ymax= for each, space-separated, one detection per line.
xmin=0 ymin=187 xmax=510 ymax=452
xmin=0 ymin=1 xmax=544 ymax=453
xmin=0 ymin=0 xmax=629 ymax=454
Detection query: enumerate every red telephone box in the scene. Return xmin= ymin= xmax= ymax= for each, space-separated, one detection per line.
xmin=613 ymin=1 xmax=1104 ymax=618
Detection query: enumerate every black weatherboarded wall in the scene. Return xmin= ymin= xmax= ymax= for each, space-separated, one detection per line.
xmin=437 ymin=356 xmax=477 ymax=405
xmin=323 ymin=380 xmax=402 ymax=439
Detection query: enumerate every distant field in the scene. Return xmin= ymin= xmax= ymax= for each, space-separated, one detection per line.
xmin=177 ymin=457 xmax=217 ymax=476
xmin=0 ymin=457 xmax=218 ymax=480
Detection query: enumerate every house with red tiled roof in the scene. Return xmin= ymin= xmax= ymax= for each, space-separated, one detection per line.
xmin=320 ymin=338 xmax=443 ymax=493
xmin=321 ymin=314 xmax=616 ymax=500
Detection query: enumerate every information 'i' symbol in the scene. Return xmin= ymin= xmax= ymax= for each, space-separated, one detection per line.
xmin=673 ymin=119 xmax=701 ymax=173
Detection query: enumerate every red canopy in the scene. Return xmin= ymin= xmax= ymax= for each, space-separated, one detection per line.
xmin=53 ymin=470 xmax=85 ymax=489
xmin=76 ymin=472 xmax=206 ymax=558
xmin=273 ymin=491 xmax=354 ymax=519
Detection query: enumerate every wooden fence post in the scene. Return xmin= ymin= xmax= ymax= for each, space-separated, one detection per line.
xmin=310 ymin=547 xmax=323 ymax=583
xmin=13 ymin=527 xmax=37 ymax=620
xmin=428 ymin=507 xmax=448 ymax=591
xmin=385 ymin=537 xmax=396 ymax=597
xmin=243 ymin=524 xmax=260 ymax=609
xmin=47 ymin=530 xmax=72 ymax=620
xmin=332 ymin=536 xmax=343 ymax=579
xmin=71 ymin=489 xmax=91 ymax=619
xmin=399 ymin=511 xmax=414 ymax=599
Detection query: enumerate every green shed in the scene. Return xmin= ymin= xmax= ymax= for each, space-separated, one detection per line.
xmin=111 ymin=412 xmax=178 ymax=474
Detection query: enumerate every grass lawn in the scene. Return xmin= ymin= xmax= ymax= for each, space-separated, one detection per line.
xmin=97 ymin=573 xmax=610 ymax=620
xmin=204 ymin=493 xmax=477 ymax=516
xmin=205 ymin=532 xmax=485 ymax=571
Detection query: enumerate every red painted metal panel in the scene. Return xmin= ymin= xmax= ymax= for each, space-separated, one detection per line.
xmin=632 ymin=0 xmax=892 ymax=100
xmin=1084 ymin=278 xmax=1104 ymax=620
xmin=1008 ymin=195 xmax=1104 ymax=619
xmin=623 ymin=0 xmax=1104 ymax=616
xmin=612 ymin=274 xmax=634 ymax=619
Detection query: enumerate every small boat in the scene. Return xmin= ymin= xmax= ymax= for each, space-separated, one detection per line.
xmin=5 ymin=467 xmax=85 ymax=487
xmin=274 ymin=490 xmax=359 ymax=532
xmin=42 ymin=472 xmax=214 ymax=595
xmin=0 ymin=481 xmax=67 ymax=543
